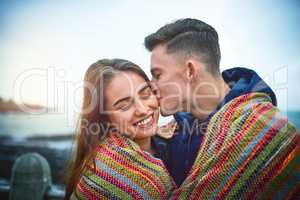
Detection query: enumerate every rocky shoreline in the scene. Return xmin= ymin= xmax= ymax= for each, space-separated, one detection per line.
xmin=0 ymin=134 xmax=74 ymax=186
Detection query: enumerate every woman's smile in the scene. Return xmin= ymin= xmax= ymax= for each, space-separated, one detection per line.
xmin=133 ymin=112 xmax=156 ymax=129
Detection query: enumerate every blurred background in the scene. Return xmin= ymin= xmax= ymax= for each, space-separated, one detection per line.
xmin=0 ymin=0 xmax=299 ymax=193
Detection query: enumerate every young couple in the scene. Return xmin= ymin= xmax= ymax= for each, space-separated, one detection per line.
xmin=65 ymin=19 xmax=300 ymax=199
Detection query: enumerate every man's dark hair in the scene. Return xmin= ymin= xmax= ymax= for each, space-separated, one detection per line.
xmin=144 ymin=18 xmax=221 ymax=75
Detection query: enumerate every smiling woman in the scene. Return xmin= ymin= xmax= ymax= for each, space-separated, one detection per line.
xmin=105 ymin=71 xmax=159 ymax=144
xmin=65 ymin=58 xmax=175 ymax=200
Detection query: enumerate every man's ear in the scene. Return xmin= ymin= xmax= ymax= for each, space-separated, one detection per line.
xmin=185 ymin=59 xmax=197 ymax=82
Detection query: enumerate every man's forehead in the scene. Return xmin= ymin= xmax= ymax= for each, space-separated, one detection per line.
xmin=150 ymin=47 xmax=170 ymax=69
xmin=150 ymin=55 xmax=161 ymax=71
xmin=151 ymin=44 xmax=168 ymax=58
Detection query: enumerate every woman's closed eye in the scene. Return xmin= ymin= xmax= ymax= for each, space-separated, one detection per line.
xmin=116 ymin=100 xmax=132 ymax=111
xmin=140 ymin=87 xmax=152 ymax=99
xmin=118 ymin=103 xmax=131 ymax=111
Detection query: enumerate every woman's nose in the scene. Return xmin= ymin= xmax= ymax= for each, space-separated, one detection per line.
xmin=134 ymin=101 xmax=148 ymax=116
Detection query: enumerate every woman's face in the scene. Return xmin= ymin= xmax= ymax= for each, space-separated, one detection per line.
xmin=105 ymin=71 xmax=159 ymax=140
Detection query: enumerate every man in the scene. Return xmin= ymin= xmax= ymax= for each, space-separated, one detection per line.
xmin=144 ymin=18 xmax=286 ymax=188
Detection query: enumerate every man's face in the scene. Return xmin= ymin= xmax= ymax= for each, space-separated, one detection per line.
xmin=150 ymin=44 xmax=188 ymax=116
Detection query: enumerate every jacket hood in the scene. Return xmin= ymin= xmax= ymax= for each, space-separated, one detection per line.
xmin=222 ymin=67 xmax=277 ymax=106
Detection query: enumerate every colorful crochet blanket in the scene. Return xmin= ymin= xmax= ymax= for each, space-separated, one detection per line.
xmin=173 ymin=93 xmax=300 ymax=200
xmin=73 ymin=132 xmax=176 ymax=199
xmin=73 ymin=93 xmax=299 ymax=200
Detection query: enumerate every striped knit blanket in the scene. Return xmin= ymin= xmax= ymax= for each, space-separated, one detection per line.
xmin=73 ymin=132 xmax=176 ymax=199
xmin=74 ymin=92 xmax=299 ymax=200
xmin=173 ymin=93 xmax=300 ymax=200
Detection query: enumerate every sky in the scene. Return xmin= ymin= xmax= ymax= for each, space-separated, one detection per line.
xmin=0 ymin=0 xmax=300 ymax=117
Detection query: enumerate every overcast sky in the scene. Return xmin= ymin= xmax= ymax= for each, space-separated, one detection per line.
xmin=1 ymin=0 xmax=299 ymax=114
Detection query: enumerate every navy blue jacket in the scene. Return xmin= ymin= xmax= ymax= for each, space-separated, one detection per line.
xmin=166 ymin=67 xmax=277 ymax=186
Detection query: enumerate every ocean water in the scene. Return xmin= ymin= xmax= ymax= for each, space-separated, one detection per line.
xmin=0 ymin=113 xmax=76 ymax=138
xmin=287 ymin=111 xmax=300 ymax=131
xmin=0 ymin=110 xmax=299 ymax=141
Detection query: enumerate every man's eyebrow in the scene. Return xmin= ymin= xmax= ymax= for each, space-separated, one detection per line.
xmin=113 ymin=96 xmax=131 ymax=107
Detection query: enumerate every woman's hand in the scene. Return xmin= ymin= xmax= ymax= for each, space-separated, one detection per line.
xmin=156 ymin=120 xmax=177 ymax=139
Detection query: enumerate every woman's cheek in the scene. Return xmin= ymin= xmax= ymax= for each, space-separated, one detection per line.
xmin=121 ymin=110 xmax=135 ymax=128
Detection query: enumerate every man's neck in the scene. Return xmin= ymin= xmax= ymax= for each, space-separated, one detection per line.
xmin=191 ymin=77 xmax=230 ymax=120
